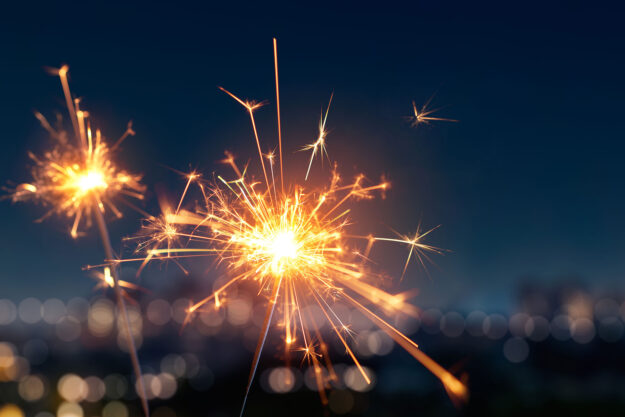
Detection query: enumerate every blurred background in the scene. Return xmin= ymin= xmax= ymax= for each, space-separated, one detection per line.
xmin=1 ymin=1 xmax=625 ymax=416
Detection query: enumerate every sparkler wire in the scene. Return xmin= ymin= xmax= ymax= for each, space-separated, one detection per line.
xmin=93 ymin=202 xmax=150 ymax=417
xmin=240 ymin=276 xmax=283 ymax=417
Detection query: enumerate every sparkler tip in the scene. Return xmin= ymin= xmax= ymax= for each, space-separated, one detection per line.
xmin=442 ymin=372 xmax=469 ymax=402
xmin=126 ymin=121 xmax=136 ymax=136
xmin=44 ymin=65 xmax=68 ymax=77
xmin=16 ymin=183 xmax=37 ymax=194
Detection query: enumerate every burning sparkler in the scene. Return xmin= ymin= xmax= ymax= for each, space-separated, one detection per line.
xmin=7 ymin=66 xmax=150 ymax=416
xmin=130 ymin=39 xmax=467 ymax=414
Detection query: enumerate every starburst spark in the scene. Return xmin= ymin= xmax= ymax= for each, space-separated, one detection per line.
xmin=129 ymin=40 xmax=467 ymax=412
xmin=8 ymin=65 xmax=146 ymax=238
xmin=301 ymin=93 xmax=332 ymax=180
xmin=409 ymin=95 xmax=458 ymax=128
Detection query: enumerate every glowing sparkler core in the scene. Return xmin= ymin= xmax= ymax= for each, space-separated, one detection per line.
xmin=75 ymin=170 xmax=107 ymax=194
xmin=163 ymin=222 xmax=178 ymax=239
xmin=103 ymin=266 xmax=114 ymax=287
xmin=269 ymin=231 xmax=299 ymax=262
xmin=226 ymin=193 xmax=334 ymax=279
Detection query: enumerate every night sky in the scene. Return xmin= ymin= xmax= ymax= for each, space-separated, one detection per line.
xmin=1 ymin=1 xmax=624 ymax=312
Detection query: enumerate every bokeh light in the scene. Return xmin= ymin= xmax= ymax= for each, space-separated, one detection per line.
xmin=18 ymin=374 xmax=46 ymax=401
xmin=344 ymin=366 xmax=375 ymax=392
xmin=56 ymin=316 xmax=82 ymax=342
xmin=42 ymin=298 xmax=66 ymax=324
xmin=0 ymin=404 xmax=24 ymax=417
xmin=503 ymin=337 xmax=529 ymax=363
xmin=56 ymin=402 xmax=83 ymax=417
xmin=483 ymin=314 xmax=508 ymax=339
xmin=571 ymin=318 xmax=595 ymax=344
xmin=18 ymin=298 xmax=42 ymax=324
xmin=58 ymin=374 xmax=88 ymax=402
xmin=268 ymin=367 xmax=296 ymax=393
xmin=84 ymin=376 xmax=106 ymax=402
xmin=440 ymin=311 xmax=465 ymax=337
xmin=0 ymin=300 xmax=17 ymax=325
xmin=88 ymin=299 xmax=115 ymax=337
xmin=103 ymin=374 xmax=128 ymax=399
xmin=147 ymin=299 xmax=171 ymax=326
xmin=102 ymin=401 xmax=127 ymax=417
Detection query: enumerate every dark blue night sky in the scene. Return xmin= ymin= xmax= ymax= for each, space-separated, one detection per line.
xmin=1 ymin=1 xmax=624 ymax=312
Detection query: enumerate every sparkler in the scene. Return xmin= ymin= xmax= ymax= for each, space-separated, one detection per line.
xmin=130 ymin=39 xmax=467 ymax=413
xmin=7 ymin=66 xmax=150 ymax=417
